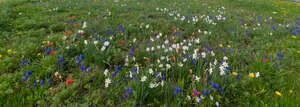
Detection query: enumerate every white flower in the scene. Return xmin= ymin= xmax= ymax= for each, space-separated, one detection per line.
xmin=84 ymin=40 xmax=88 ymax=45
xmin=195 ymin=97 xmax=201 ymax=103
xmin=216 ymin=102 xmax=219 ymax=107
xmin=101 ymin=46 xmax=106 ymax=51
xmin=149 ymin=68 xmax=153 ymax=75
xmin=255 ymin=72 xmax=260 ymax=78
xmin=94 ymin=41 xmax=99 ymax=45
xmin=102 ymin=69 xmax=109 ymax=76
xmin=211 ymin=51 xmax=215 ymax=56
xmin=209 ymin=68 xmax=213 ymax=74
xmin=161 ymin=81 xmax=164 ymax=86
xmin=178 ymin=62 xmax=183 ymax=67
xmin=82 ymin=21 xmax=87 ymax=28
xmin=187 ymin=95 xmax=191 ymax=100
xmin=133 ymin=38 xmax=136 ymax=43
xmin=104 ymin=41 xmax=110 ymax=46
xmin=159 ymin=64 xmax=163 ymax=68
xmin=149 ymin=83 xmax=155 ymax=88
xmin=105 ymin=78 xmax=111 ymax=88
xmin=146 ymin=24 xmax=149 ymax=29
xmin=201 ymin=52 xmax=206 ymax=58
xmin=141 ymin=76 xmax=147 ymax=82
xmin=195 ymin=76 xmax=200 ymax=82
xmin=146 ymin=47 xmax=150 ymax=51
xmin=223 ymin=56 xmax=228 ymax=61
xmin=210 ymin=95 xmax=214 ymax=101
xmin=166 ymin=64 xmax=171 ymax=69
xmin=78 ymin=30 xmax=84 ymax=34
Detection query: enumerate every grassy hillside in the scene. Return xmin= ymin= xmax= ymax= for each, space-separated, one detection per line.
xmin=0 ymin=0 xmax=299 ymax=106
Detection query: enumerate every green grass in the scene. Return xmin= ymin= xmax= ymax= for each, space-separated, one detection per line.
xmin=0 ymin=0 xmax=299 ymax=106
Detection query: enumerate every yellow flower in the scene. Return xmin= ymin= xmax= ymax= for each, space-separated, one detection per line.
xmin=297 ymin=51 xmax=300 ymax=54
xmin=42 ymin=41 xmax=47 ymax=44
xmin=232 ymin=72 xmax=237 ymax=76
xmin=275 ymin=91 xmax=282 ymax=96
xmin=0 ymin=54 xmax=2 ymax=58
xmin=37 ymin=53 xmax=41 ymax=56
xmin=13 ymin=51 xmax=17 ymax=54
xmin=291 ymin=35 xmax=296 ymax=39
xmin=227 ymin=45 xmax=231 ymax=48
xmin=219 ymin=44 xmax=223 ymax=48
xmin=249 ymin=73 xmax=255 ymax=78
xmin=289 ymin=90 xmax=293 ymax=94
xmin=7 ymin=49 xmax=12 ymax=53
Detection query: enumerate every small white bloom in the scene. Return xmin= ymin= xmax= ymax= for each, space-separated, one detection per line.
xmin=201 ymin=52 xmax=206 ymax=58
xmin=216 ymin=102 xmax=219 ymax=107
xmin=255 ymin=72 xmax=260 ymax=78
xmin=104 ymin=41 xmax=110 ymax=46
xmin=94 ymin=41 xmax=99 ymax=45
xmin=195 ymin=76 xmax=200 ymax=82
xmin=141 ymin=76 xmax=147 ymax=82
xmin=84 ymin=40 xmax=88 ymax=45
xmin=149 ymin=68 xmax=153 ymax=75
xmin=104 ymin=69 xmax=109 ymax=76
xmin=166 ymin=64 xmax=171 ymax=69
xmin=210 ymin=95 xmax=214 ymax=101
xmin=105 ymin=78 xmax=111 ymax=88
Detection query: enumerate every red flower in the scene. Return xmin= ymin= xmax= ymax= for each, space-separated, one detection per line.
xmin=171 ymin=56 xmax=176 ymax=60
xmin=197 ymin=92 xmax=200 ymax=95
xmin=48 ymin=41 xmax=54 ymax=46
xmin=120 ymin=44 xmax=124 ymax=46
xmin=50 ymin=51 xmax=55 ymax=55
xmin=189 ymin=69 xmax=193 ymax=75
xmin=66 ymin=77 xmax=73 ymax=84
xmin=65 ymin=30 xmax=71 ymax=35
xmin=263 ymin=59 xmax=268 ymax=62
xmin=72 ymin=15 xmax=76 ymax=18
xmin=121 ymin=40 xmax=125 ymax=43
xmin=146 ymin=58 xmax=151 ymax=62
xmin=134 ymin=48 xmax=137 ymax=53
xmin=172 ymin=26 xmax=176 ymax=31
xmin=192 ymin=93 xmax=195 ymax=95
xmin=202 ymin=78 xmax=206 ymax=82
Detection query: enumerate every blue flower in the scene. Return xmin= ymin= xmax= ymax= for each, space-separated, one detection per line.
xmin=22 ymin=72 xmax=26 ymax=76
xmin=118 ymin=24 xmax=125 ymax=32
xmin=26 ymin=85 xmax=30 ymax=88
xmin=173 ymin=91 xmax=177 ymax=96
xmin=47 ymin=79 xmax=51 ymax=83
xmin=116 ymin=65 xmax=122 ymax=71
xmin=27 ymin=70 xmax=32 ymax=75
xmin=33 ymin=83 xmax=37 ymax=87
xmin=22 ymin=76 xmax=28 ymax=81
xmin=40 ymin=80 xmax=44 ymax=85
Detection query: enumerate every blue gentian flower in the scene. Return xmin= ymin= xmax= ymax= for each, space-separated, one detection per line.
xmin=27 ymin=70 xmax=32 ymax=75
xmin=116 ymin=65 xmax=122 ymax=71
xmin=40 ymin=80 xmax=44 ymax=85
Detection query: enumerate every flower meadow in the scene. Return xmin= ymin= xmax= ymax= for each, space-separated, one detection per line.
xmin=0 ymin=0 xmax=299 ymax=106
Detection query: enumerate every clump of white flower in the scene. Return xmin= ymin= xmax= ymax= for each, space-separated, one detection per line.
xmin=105 ymin=78 xmax=111 ymax=88
xmin=141 ymin=76 xmax=147 ymax=82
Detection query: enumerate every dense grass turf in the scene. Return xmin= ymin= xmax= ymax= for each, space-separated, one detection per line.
xmin=0 ymin=0 xmax=299 ymax=106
